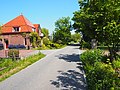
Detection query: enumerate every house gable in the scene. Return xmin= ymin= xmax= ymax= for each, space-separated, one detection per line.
xmin=1 ymin=15 xmax=39 ymax=34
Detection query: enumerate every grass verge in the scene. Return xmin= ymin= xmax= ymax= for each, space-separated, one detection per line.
xmin=0 ymin=52 xmax=45 ymax=82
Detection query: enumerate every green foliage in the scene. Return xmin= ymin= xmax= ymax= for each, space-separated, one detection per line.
xmin=53 ymin=43 xmax=61 ymax=49
xmin=80 ymin=40 xmax=91 ymax=49
xmin=30 ymin=32 xmax=41 ymax=48
xmin=80 ymin=49 xmax=119 ymax=89
xmin=73 ymin=0 xmax=120 ymax=60
xmin=112 ymin=59 xmax=120 ymax=69
xmin=80 ymin=49 xmax=103 ymax=66
xmin=0 ymin=59 xmax=14 ymax=70
xmin=0 ymin=52 xmax=45 ymax=81
xmin=38 ymin=44 xmax=48 ymax=50
xmin=53 ymin=17 xmax=71 ymax=44
xmin=87 ymin=62 xmax=115 ymax=90
xmin=41 ymin=28 xmax=49 ymax=37
xmin=8 ymin=49 xmax=19 ymax=60
xmin=42 ymin=37 xmax=50 ymax=46
xmin=113 ymin=64 xmax=120 ymax=90
xmin=56 ymin=40 xmax=62 ymax=44
xmin=71 ymin=33 xmax=81 ymax=43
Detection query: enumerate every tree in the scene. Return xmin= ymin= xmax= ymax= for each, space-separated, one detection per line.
xmin=41 ymin=28 xmax=49 ymax=38
xmin=72 ymin=0 xmax=120 ymax=61
xmin=30 ymin=32 xmax=41 ymax=48
xmin=71 ymin=33 xmax=81 ymax=43
xmin=53 ymin=17 xmax=71 ymax=44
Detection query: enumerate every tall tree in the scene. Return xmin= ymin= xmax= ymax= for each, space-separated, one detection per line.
xmin=72 ymin=0 xmax=120 ymax=61
xmin=41 ymin=28 xmax=49 ymax=38
xmin=53 ymin=17 xmax=71 ymax=44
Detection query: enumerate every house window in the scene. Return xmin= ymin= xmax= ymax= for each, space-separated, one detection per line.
xmin=32 ymin=28 xmax=36 ymax=32
xmin=13 ymin=27 xmax=20 ymax=32
xmin=25 ymin=38 xmax=27 ymax=45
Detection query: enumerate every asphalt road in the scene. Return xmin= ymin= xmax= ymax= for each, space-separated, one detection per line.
xmin=0 ymin=46 xmax=86 ymax=90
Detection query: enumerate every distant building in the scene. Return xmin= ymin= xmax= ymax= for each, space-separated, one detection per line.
xmin=0 ymin=15 xmax=42 ymax=49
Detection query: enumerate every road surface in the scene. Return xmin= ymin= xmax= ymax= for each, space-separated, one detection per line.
xmin=0 ymin=46 xmax=86 ymax=90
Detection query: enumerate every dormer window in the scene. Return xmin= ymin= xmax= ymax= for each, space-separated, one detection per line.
xmin=13 ymin=27 xmax=20 ymax=32
xmin=32 ymin=28 xmax=36 ymax=32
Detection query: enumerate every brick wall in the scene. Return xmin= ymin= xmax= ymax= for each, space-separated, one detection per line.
xmin=9 ymin=34 xmax=24 ymax=45
xmin=2 ymin=34 xmax=26 ymax=46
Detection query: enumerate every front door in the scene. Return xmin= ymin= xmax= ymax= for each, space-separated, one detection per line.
xmin=4 ymin=39 xmax=9 ymax=48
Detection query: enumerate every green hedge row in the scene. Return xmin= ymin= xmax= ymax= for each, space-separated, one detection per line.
xmin=80 ymin=49 xmax=120 ymax=90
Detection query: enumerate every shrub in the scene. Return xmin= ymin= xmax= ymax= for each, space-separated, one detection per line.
xmin=0 ymin=44 xmax=4 ymax=50
xmin=80 ymin=49 xmax=103 ymax=66
xmin=87 ymin=62 xmax=116 ymax=90
xmin=112 ymin=59 xmax=120 ymax=88
xmin=38 ymin=44 xmax=48 ymax=50
xmin=47 ymin=42 xmax=61 ymax=49
xmin=8 ymin=49 xmax=19 ymax=60
xmin=80 ymin=49 xmax=120 ymax=89
xmin=17 ymin=45 xmax=26 ymax=49
xmin=54 ymin=43 xmax=61 ymax=49
xmin=8 ymin=45 xmax=26 ymax=49
xmin=42 ymin=37 xmax=50 ymax=46
xmin=57 ymin=40 xmax=62 ymax=44
xmin=80 ymin=40 xmax=91 ymax=49
xmin=8 ymin=45 xmax=16 ymax=49
xmin=113 ymin=60 xmax=120 ymax=69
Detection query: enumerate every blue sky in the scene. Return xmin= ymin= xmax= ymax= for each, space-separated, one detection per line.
xmin=0 ymin=0 xmax=79 ymax=34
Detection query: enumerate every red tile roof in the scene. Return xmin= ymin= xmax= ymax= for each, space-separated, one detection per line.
xmin=34 ymin=24 xmax=39 ymax=33
xmin=1 ymin=15 xmax=39 ymax=33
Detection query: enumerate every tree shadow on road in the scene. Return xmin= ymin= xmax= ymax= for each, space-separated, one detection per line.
xmin=50 ymin=70 xmax=86 ymax=90
xmin=55 ymin=54 xmax=80 ymax=62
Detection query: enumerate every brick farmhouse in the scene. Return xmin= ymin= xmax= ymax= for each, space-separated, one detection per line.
xmin=0 ymin=15 xmax=42 ymax=49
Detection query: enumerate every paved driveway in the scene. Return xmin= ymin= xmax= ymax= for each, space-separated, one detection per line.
xmin=0 ymin=46 xmax=86 ymax=90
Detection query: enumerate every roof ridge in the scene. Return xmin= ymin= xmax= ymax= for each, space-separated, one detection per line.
xmin=21 ymin=15 xmax=34 ymax=28
xmin=2 ymin=15 xmax=36 ymax=33
xmin=21 ymin=15 xmax=30 ymax=32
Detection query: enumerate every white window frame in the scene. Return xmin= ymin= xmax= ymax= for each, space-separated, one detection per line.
xmin=12 ymin=27 xmax=20 ymax=32
xmin=32 ymin=28 xmax=36 ymax=32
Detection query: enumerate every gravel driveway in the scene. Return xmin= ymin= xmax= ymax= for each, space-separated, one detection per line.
xmin=0 ymin=46 xmax=86 ymax=90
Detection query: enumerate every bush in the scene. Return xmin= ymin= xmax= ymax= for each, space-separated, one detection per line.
xmin=8 ymin=45 xmax=26 ymax=49
xmin=112 ymin=60 xmax=120 ymax=88
xmin=8 ymin=49 xmax=19 ymax=60
xmin=38 ymin=44 xmax=48 ymax=50
xmin=17 ymin=45 xmax=26 ymax=49
xmin=80 ymin=40 xmax=91 ymax=49
xmin=80 ymin=49 xmax=103 ymax=66
xmin=46 ymin=42 xmax=61 ymax=49
xmin=42 ymin=37 xmax=50 ymax=46
xmin=0 ymin=44 xmax=4 ymax=50
xmin=87 ymin=62 xmax=115 ymax=90
xmin=113 ymin=60 xmax=120 ymax=69
xmin=80 ymin=49 xmax=119 ymax=89
xmin=57 ymin=40 xmax=62 ymax=44
xmin=53 ymin=43 xmax=61 ymax=49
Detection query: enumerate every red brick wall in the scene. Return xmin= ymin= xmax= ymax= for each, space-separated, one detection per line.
xmin=2 ymin=34 xmax=27 ymax=45
xmin=9 ymin=34 xmax=24 ymax=45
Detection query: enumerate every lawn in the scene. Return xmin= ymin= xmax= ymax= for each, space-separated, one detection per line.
xmin=0 ymin=52 xmax=45 ymax=82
